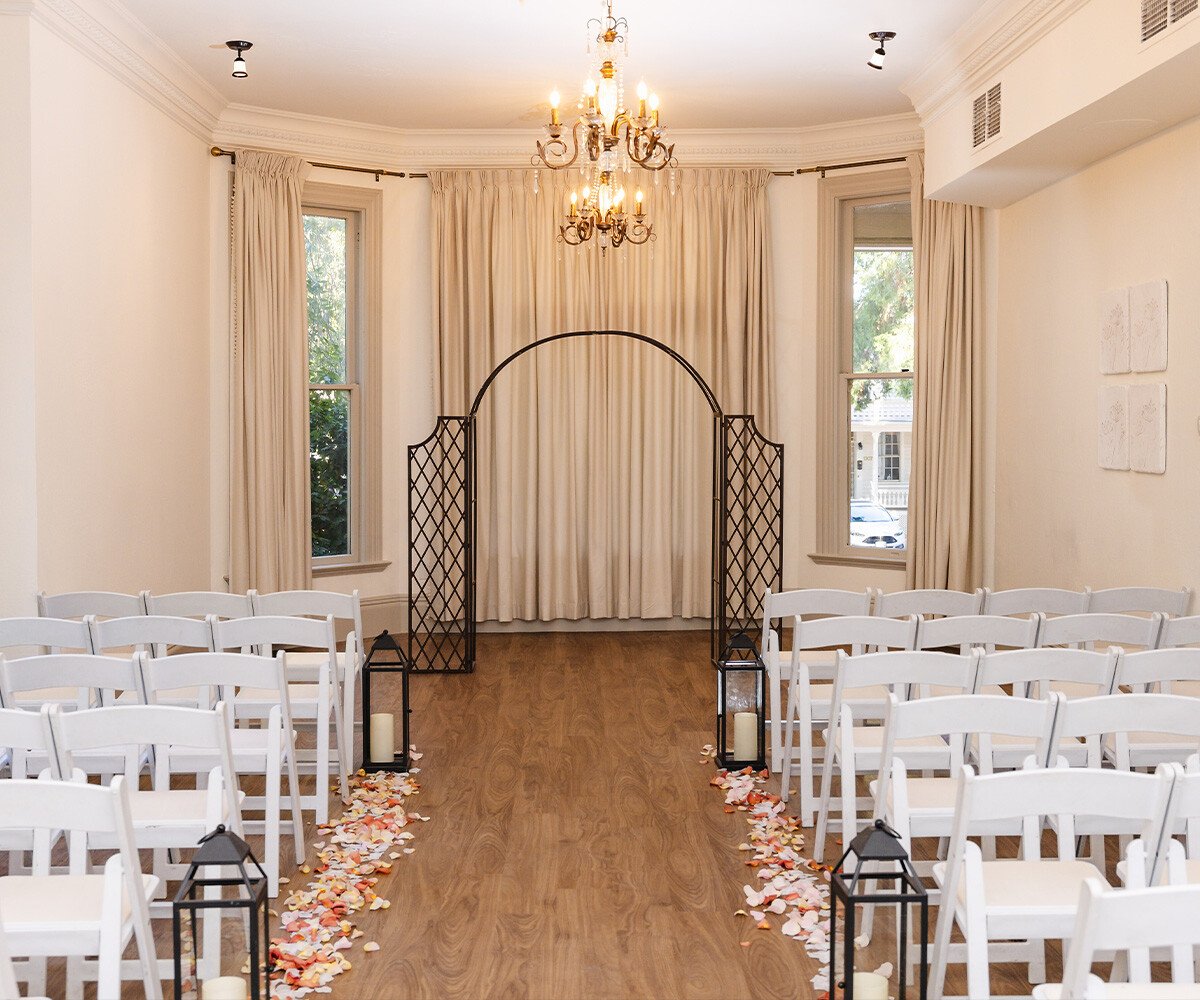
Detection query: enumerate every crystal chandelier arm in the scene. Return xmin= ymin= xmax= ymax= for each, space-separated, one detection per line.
xmin=624 ymin=125 xmax=675 ymax=171
xmin=535 ymin=119 xmax=584 ymax=171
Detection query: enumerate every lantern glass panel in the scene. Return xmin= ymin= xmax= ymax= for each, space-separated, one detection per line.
xmin=718 ymin=657 xmax=764 ymax=767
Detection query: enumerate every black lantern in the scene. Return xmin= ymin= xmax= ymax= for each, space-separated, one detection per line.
xmin=829 ymin=819 xmax=928 ymax=1000
xmin=361 ymin=629 xmax=412 ymax=772
xmin=714 ymin=632 xmax=767 ymax=771
xmin=172 ymin=825 xmax=271 ymax=1000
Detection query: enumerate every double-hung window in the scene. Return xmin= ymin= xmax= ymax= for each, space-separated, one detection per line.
xmin=302 ymin=184 xmax=383 ymax=573
xmin=815 ymin=168 xmax=914 ymax=565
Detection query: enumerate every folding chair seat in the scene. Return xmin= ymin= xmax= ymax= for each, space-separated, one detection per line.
xmin=141 ymin=650 xmax=305 ymax=896
xmin=930 ymin=766 xmax=1177 ymax=1000
xmin=812 ymin=648 xmax=977 ymax=854
xmin=981 ymin=587 xmax=1090 ymax=618
xmin=776 ymin=613 xmax=917 ymax=825
xmin=212 ymin=615 xmax=349 ymax=823
xmin=0 ymin=777 xmax=161 ymax=1000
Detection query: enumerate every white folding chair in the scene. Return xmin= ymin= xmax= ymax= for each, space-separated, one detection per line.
xmin=1087 ymin=586 xmax=1192 ymax=619
xmin=778 ymin=613 xmax=917 ymax=825
xmin=915 ymin=614 xmax=1042 ymax=654
xmin=1158 ymin=616 xmax=1200 ymax=651
xmin=0 ymin=653 xmax=145 ymax=778
xmin=145 ymin=590 xmax=254 ymax=620
xmin=871 ymin=692 xmax=1060 ymax=985
xmin=872 ymin=588 xmax=985 ymax=619
xmin=0 ymin=898 xmax=20 ymax=1000
xmin=1115 ymin=650 xmax=1200 ymax=765
xmin=141 ymin=650 xmax=305 ymax=896
xmin=89 ymin=615 xmax=216 ymax=709
xmin=250 ymin=589 xmax=364 ymax=775
xmin=0 ymin=706 xmax=64 ymax=876
xmin=973 ymin=648 xmax=1119 ymax=767
xmin=1032 ymin=879 xmax=1200 ymax=999
xmin=36 ymin=590 xmax=146 ymax=620
xmin=212 ymin=615 xmax=349 ymax=821
xmin=1038 ymin=613 xmax=1164 ymax=652
xmin=981 ymin=587 xmax=1090 ymax=618
xmin=0 ymin=617 xmax=95 ymax=712
xmin=761 ymin=588 xmax=873 ymax=779
xmin=812 ymin=648 xmax=976 ymax=855
xmin=930 ymin=765 xmax=1177 ymax=1000
xmin=0 ymin=777 xmax=161 ymax=1000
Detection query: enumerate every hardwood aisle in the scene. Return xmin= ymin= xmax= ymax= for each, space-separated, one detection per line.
xmin=360 ymin=630 xmax=818 ymax=1000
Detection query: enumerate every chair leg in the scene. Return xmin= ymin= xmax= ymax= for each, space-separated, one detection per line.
xmin=96 ymin=917 xmax=121 ymax=1000
xmin=315 ymin=715 xmax=331 ymax=826
xmin=266 ymin=753 xmax=282 ymax=898
xmin=326 ymin=680 xmax=351 ymax=803
xmin=286 ymin=745 xmax=306 ymax=867
xmin=1027 ymin=938 xmax=1047 ymax=985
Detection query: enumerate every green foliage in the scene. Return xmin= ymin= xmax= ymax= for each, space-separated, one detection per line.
xmin=305 ymin=214 xmax=350 ymax=557
xmin=851 ymin=249 xmax=915 ymax=412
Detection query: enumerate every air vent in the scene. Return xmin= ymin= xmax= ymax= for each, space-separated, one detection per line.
xmin=1143 ymin=0 xmax=1169 ymax=39
xmin=1172 ymin=0 xmax=1198 ymax=21
xmin=972 ymin=83 xmax=1002 ymax=149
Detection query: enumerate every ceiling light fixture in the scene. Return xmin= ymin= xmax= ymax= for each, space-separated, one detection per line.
xmin=225 ymin=40 xmax=252 ymax=79
xmin=559 ymin=176 xmax=652 ymax=254
xmin=867 ymin=31 xmax=895 ymax=71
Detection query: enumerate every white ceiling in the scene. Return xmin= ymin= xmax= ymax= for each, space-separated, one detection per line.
xmin=120 ymin=0 xmax=981 ymax=131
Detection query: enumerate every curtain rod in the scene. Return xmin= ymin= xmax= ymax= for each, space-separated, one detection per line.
xmin=790 ymin=156 xmax=909 ymax=178
xmin=210 ymin=146 xmax=426 ymax=180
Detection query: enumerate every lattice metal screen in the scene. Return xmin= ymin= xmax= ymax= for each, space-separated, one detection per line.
xmin=407 ymin=417 xmax=471 ymax=672
xmin=718 ymin=415 xmax=784 ymax=658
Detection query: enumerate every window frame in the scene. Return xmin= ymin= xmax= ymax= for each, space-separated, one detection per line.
xmin=813 ymin=167 xmax=914 ymax=569
xmin=302 ymin=183 xmax=385 ymax=576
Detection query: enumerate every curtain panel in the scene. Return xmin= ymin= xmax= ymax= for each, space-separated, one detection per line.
xmin=431 ymin=167 xmax=775 ymax=623
xmin=229 ymin=149 xmax=313 ymax=593
xmin=905 ymin=154 xmax=986 ymax=590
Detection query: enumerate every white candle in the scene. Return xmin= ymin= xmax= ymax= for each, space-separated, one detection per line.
xmin=851 ymin=971 xmax=889 ymax=1000
xmin=201 ymin=977 xmax=248 ymax=1000
xmin=732 ymin=711 xmax=758 ymax=761
xmin=370 ymin=712 xmax=394 ymax=762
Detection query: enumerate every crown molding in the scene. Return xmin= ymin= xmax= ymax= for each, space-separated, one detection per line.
xmin=21 ymin=0 xmax=223 ymax=141
xmin=213 ymin=106 xmax=923 ymax=171
xmin=902 ymin=0 xmax=1091 ymax=126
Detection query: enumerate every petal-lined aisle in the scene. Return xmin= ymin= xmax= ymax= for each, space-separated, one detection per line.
xmin=271 ymin=752 xmax=426 ymax=998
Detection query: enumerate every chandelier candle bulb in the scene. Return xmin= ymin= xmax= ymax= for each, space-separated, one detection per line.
xmin=636 ymin=79 xmax=648 ymax=118
xmin=549 ymin=88 xmax=560 ymax=126
xmin=201 ymin=978 xmax=248 ymax=1000
xmin=649 ymin=92 xmax=659 ymax=126
xmin=732 ymin=711 xmax=758 ymax=762
xmin=369 ymin=713 xmax=395 ymax=763
xmin=635 ymin=190 xmax=643 ymax=215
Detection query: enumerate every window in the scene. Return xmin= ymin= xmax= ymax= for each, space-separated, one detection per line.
xmin=302 ymin=184 xmax=383 ymax=573
xmin=815 ymin=168 xmax=914 ymax=565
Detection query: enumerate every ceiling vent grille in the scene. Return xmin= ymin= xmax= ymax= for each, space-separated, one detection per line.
xmin=1172 ymin=0 xmax=1198 ymax=21
xmin=1143 ymin=0 xmax=1169 ymax=39
xmin=972 ymin=83 xmax=1002 ymax=149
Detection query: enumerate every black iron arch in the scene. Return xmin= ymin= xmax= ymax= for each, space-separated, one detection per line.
xmin=407 ymin=330 xmax=782 ymax=673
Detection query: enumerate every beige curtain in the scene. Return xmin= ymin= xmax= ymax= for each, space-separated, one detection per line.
xmin=229 ymin=149 xmax=313 ymax=592
xmin=905 ymin=154 xmax=986 ymax=590
xmin=431 ymin=167 xmax=774 ymax=623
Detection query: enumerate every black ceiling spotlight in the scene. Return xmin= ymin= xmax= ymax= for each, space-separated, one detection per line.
xmin=226 ymin=40 xmax=252 ymax=78
xmin=867 ymin=31 xmax=896 ymax=71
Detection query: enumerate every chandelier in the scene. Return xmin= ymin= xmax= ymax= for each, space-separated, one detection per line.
xmin=559 ymin=174 xmax=651 ymax=251
xmin=535 ymin=1 xmax=677 ymax=175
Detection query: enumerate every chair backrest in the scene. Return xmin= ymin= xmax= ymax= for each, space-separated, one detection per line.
xmin=1053 ymin=694 xmax=1200 ymax=767
xmin=0 ymin=616 xmax=93 ymax=656
xmin=145 ymin=590 xmax=253 ymax=620
xmin=211 ymin=614 xmax=336 ymax=657
xmin=1057 ymin=879 xmax=1200 ymax=995
xmin=0 ymin=652 xmax=143 ymax=709
xmin=140 ymin=651 xmax=294 ymax=729
xmin=1037 ymin=612 xmax=1163 ymax=650
xmin=915 ymin=613 xmax=1041 ymax=652
xmin=1117 ymin=648 xmax=1200 ymax=692
xmin=1156 ymin=614 xmax=1200 ymax=650
xmin=1087 ymin=586 xmax=1192 ymax=618
xmin=974 ymin=647 xmax=1119 ymax=698
xmin=982 ymin=587 xmax=1090 ymax=618
xmin=834 ymin=648 xmax=976 ymax=697
xmin=251 ymin=589 xmax=363 ymax=647
xmin=37 ymin=590 xmax=146 ymax=620
xmin=0 ymin=704 xmax=61 ymax=779
xmin=790 ymin=614 xmax=918 ymax=658
xmin=760 ymin=588 xmax=873 ymax=657
xmin=89 ymin=615 xmax=214 ymax=658
xmin=1156 ymin=757 xmax=1200 ymax=884
xmin=872 ymin=588 xmax=984 ymax=619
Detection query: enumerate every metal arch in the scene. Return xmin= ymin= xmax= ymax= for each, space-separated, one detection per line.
xmin=407 ymin=329 xmax=782 ymax=673
xmin=469 ymin=329 xmax=723 ymax=418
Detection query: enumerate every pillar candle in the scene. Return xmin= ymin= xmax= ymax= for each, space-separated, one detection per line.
xmin=732 ymin=711 xmax=758 ymax=761
xmin=851 ymin=971 xmax=889 ymax=1000
xmin=201 ymin=978 xmax=248 ymax=1000
xmin=370 ymin=712 xmax=394 ymax=762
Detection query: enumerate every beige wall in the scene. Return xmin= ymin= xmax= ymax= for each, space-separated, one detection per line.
xmin=25 ymin=22 xmax=211 ymax=597
xmin=993 ymin=115 xmax=1200 ymax=592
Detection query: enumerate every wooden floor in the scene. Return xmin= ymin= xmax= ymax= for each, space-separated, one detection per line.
xmin=45 ymin=630 xmax=1078 ymax=998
